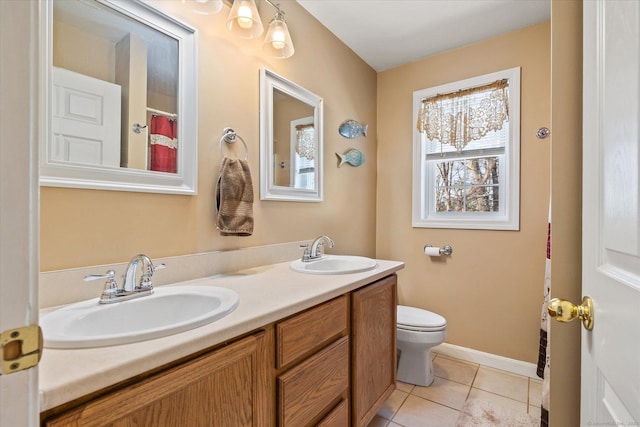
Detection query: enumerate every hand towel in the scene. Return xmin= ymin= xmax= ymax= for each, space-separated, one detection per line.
xmin=216 ymin=157 xmax=254 ymax=236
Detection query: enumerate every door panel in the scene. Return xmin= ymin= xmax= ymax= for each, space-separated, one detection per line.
xmin=582 ymin=0 xmax=640 ymax=423
xmin=0 ymin=0 xmax=40 ymax=425
xmin=52 ymin=67 xmax=121 ymax=167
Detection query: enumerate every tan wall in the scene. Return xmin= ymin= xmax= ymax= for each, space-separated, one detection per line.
xmin=53 ymin=21 xmax=115 ymax=82
xmin=40 ymin=1 xmax=378 ymax=271
xmin=377 ymin=22 xmax=551 ymax=363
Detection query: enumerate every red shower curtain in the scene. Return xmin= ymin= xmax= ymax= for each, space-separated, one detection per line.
xmin=149 ymin=115 xmax=177 ymax=173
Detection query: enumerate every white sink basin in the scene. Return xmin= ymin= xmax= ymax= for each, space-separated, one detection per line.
xmin=41 ymin=285 xmax=239 ymax=349
xmin=290 ymin=255 xmax=377 ymax=275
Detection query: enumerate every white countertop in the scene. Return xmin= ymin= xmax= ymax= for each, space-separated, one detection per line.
xmin=39 ymin=258 xmax=404 ymax=412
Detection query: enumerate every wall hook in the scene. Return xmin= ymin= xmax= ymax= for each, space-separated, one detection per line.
xmin=536 ymin=127 xmax=550 ymax=139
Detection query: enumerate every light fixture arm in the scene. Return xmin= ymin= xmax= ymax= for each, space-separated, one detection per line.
xmin=263 ymin=0 xmax=280 ymax=11
xmin=264 ymin=0 xmax=285 ymax=21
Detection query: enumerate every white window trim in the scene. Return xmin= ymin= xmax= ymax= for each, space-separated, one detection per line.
xmin=412 ymin=67 xmax=521 ymax=230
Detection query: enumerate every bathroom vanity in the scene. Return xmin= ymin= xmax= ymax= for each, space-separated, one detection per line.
xmin=39 ymin=259 xmax=402 ymax=426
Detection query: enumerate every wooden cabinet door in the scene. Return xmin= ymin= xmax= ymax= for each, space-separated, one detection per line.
xmin=351 ymin=274 xmax=397 ymax=427
xmin=45 ymin=331 xmax=270 ymax=427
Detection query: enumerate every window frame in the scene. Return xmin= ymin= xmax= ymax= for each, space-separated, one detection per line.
xmin=289 ymin=116 xmax=316 ymax=190
xmin=412 ymin=67 xmax=521 ymax=230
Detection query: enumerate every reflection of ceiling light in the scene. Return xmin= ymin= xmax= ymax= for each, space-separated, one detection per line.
xmin=262 ymin=8 xmax=294 ymax=59
xmin=186 ymin=0 xmax=223 ymax=15
xmin=226 ymin=0 xmax=263 ymax=39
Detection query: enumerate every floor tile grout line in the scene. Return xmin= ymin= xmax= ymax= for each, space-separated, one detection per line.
xmin=391 ymin=392 xmax=462 ymax=425
xmin=383 ymin=388 xmax=411 ymax=424
xmin=471 ymin=384 xmax=530 ymax=404
xmin=406 ymin=388 xmax=467 ymax=413
xmin=381 ymin=354 xmax=542 ymax=427
xmin=468 ymin=385 xmax=532 ymax=409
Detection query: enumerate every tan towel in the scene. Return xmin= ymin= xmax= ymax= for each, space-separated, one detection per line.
xmin=216 ymin=157 xmax=254 ymax=236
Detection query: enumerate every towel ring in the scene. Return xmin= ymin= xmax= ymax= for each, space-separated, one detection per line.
xmin=219 ymin=127 xmax=249 ymax=160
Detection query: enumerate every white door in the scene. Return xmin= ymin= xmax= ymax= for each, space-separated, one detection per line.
xmin=51 ymin=67 xmax=121 ymax=167
xmin=0 ymin=0 xmax=41 ymax=425
xmin=581 ymin=0 xmax=640 ymax=424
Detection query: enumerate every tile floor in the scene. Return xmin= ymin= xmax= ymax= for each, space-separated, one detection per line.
xmin=368 ymin=352 xmax=542 ymax=427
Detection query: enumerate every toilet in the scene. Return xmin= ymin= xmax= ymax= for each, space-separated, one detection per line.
xmin=396 ymin=305 xmax=447 ymax=386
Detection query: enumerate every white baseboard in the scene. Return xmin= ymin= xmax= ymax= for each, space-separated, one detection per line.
xmin=432 ymin=342 xmax=539 ymax=379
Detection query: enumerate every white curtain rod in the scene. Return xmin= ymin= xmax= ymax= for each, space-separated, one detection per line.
xmin=146 ymin=107 xmax=177 ymax=119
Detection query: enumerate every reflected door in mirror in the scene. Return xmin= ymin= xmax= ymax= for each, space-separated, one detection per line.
xmin=43 ymin=0 xmax=198 ymax=194
xmin=52 ymin=0 xmax=178 ymax=173
xmin=52 ymin=67 xmax=121 ymax=167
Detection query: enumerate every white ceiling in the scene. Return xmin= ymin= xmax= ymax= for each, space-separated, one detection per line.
xmin=296 ymin=0 xmax=551 ymax=72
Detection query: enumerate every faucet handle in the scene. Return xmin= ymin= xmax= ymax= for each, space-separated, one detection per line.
xmin=84 ymin=269 xmax=119 ymax=300
xmin=299 ymin=244 xmax=311 ymax=262
xmin=138 ymin=262 xmax=166 ymax=290
xmin=83 ymin=270 xmax=116 ymax=282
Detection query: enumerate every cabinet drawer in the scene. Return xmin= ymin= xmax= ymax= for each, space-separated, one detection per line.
xmin=276 ymin=295 xmax=347 ymax=368
xmin=278 ymin=336 xmax=349 ymax=426
xmin=317 ymin=399 xmax=349 ymax=427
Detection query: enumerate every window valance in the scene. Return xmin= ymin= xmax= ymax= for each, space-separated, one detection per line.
xmin=295 ymin=125 xmax=315 ymax=160
xmin=416 ymin=79 xmax=509 ymax=152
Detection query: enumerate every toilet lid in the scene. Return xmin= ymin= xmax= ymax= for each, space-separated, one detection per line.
xmin=397 ymin=305 xmax=446 ymax=332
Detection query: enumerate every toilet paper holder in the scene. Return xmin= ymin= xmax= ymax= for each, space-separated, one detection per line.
xmin=425 ymin=244 xmax=453 ymax=256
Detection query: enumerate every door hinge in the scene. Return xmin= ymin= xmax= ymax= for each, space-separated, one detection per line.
xmin=1 ymin=325 xmax=43 ymax=375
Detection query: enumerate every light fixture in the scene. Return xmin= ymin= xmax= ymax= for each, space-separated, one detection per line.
xmin=187 ymin=0 xmax=224 ymax=15
xmin=226 ymin=0 xmax=264 ymax=39
xmin=262 ymin=6 xmax=294 ymax=59
xmin=226 ymin=0 xmax=295 ymax=58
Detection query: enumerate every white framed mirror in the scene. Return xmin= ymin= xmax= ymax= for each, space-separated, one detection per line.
xmin=40 ymin=0 xmax=198 ymax=194
xmin=260 ymin=68 xmax=323 ymax=202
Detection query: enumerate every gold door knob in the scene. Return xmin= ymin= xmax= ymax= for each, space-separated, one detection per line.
xmin=547 ymin=296 xmax=594 ymax=331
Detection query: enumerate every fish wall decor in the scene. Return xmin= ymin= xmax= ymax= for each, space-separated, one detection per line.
xmin=336 ymin=149 xmax=365 ymax=167
xmin=338 ymin=119 xmax=368 ymax=139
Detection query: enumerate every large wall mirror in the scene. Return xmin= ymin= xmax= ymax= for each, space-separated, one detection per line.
xmin=40 ymin=0 xmax=198 ymax=194
xmin=260 ymin=68 xmax=323 ymax=202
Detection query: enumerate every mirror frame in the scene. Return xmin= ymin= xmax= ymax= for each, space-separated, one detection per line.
xmin=260 ymin=68 xmax=324 ymax=202
xmin=40 ymin=0 xmax=198 ymax=195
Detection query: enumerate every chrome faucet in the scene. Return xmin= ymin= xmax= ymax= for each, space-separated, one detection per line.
xmin=301 ymin=235 xmax=335 ymax=262
xmin=84 ymin=254 xmax=166 ymax=304
xmin=124 ymin=254 xmax=154 ymax=292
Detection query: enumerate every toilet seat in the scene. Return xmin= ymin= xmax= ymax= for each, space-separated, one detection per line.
xmin=397 ymin=305 xmax=446 ymax=332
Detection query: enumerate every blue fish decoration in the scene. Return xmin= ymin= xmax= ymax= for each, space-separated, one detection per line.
xmin=336 ymin=149 xmax=365 ymax=167
xmin=339 ymin=119 xmax=368 ymax=139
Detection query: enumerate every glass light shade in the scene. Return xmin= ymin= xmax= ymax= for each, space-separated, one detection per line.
xmin=226 ymin=0 xmax=263 ymax=39
xmin=188 ymin=0 xmax=223 ymax=15
xmin=262 ymin=16 xmax=294 ymax=59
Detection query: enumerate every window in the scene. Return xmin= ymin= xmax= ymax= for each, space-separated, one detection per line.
xmin=412 ymin=68 xmax=520 ymax=230
xmin=290 ymin=117 xmax=316 ymax=190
